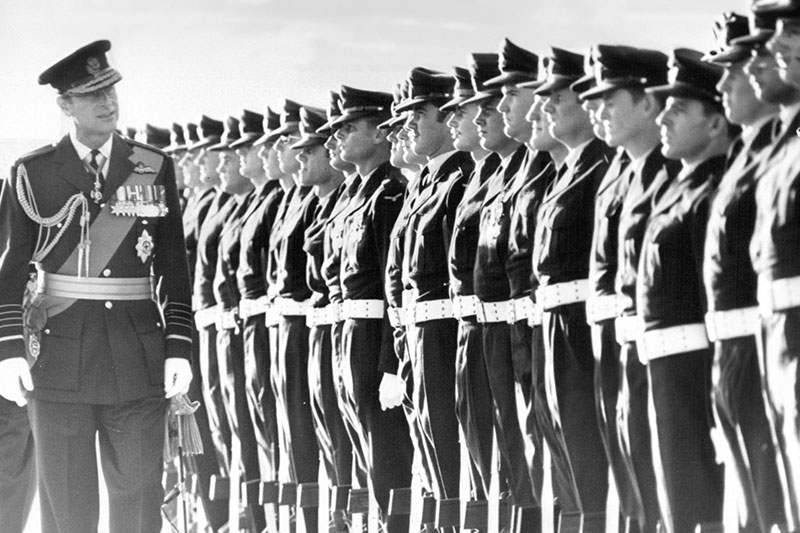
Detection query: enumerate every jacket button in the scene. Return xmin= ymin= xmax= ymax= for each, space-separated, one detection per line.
xmin=102 ymin=269 xmax=111 ymax=277
xmin=44 ymin=329 xmax=50 ymax=335
xmin=142 ymin=220 xmax=149 ymax=225
xmin=105 ymin=301 xmax=113 ymax=309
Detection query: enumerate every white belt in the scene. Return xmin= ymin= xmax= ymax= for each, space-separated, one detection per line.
xmin=387 ymin=307 xmax=408 ymax=328
xmin=758 ymin=274 xmax=800 ymax=313
xmin=536 ymin=279 xmax=589 ymax=311
xmin=326 ymin=302 xmax=343 ymax=324
xmin=615 ymin=315 xmax=644 ymax=345
xmin=704 ymin=307 xmax=760 ymax=342
xmin=342 ymin=299 xmax=385 ymax=320
xmin=306 ymin=307 xmax=334 ymax=327
xmin=216 ymin=308 xmax=240 ymax=331
xmin=275 ymin=297 xmax=311 ymax=317
xmin=38 ymin=272 xmax=154 ymax=300
xmin=508 ymin=297 xmax=535 ymax=325
xmin=195 ymin=305 xmax=219 ymax=329
xmin=409 ymin=299 xmax=453 ymax=324
xmin=264 ymin=305 xmax=281 ymax=327
xmin=586 ymin=294 xmax=620 ymax=324
xmin=239 ymin=295 xmax=268 ymax=319
xmin=451 ymin=295 xmax=480 ymax=319
xmin=476 ymin=300 xmax=513 ymax=324
xmin=639 ymin=323 xmax=710 ymax=362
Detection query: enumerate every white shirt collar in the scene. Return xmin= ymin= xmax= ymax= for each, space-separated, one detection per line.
xmin=779 ymin=101 xmax=800 ymax=132
xmin=69 ymin=130 xmax=113 ymax=175
xmin=629 ymin=145 xmax=656 ymax=176
xmin=564 ymin=138 xmax=593 ymax=173
xmin=741 ymin=113 xmax=776 ymax=148
xmin=677 ymin=160 xmax=701 ymax=182
xmin=425 ymin=149 xmax=457 ymax=177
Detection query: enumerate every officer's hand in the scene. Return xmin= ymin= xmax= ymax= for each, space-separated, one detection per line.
xmin=0 ymin=357 xmax=33 ymax=406
xmin=378 ymin=372 xmax=405 ymax=411
xmin=164 ymin=358 xmax=192 ymax=399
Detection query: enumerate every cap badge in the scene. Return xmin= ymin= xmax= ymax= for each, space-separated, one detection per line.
xmin=667 ymin=65 xmax=680 ymax=85
xmin=86 ymin=56 xmax=102 ymax=77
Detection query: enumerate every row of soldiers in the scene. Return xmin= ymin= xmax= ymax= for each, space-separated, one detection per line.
xmin=137 ymin=1 xmax=800 ymax=532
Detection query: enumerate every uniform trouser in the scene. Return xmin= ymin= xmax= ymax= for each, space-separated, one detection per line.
xmin=758 ymin=311 xmax=800 ymax=531
xmin=242 ymin=315 xmax=279 ymax=483
xmin=216 ymin=324 xmax=265 ymax=531
xmin=0 ymin=397 xmax=35 ymax=533
xmin=543 ymin=304 xmax=608 ymax=530
xmin=529 ymin=322 xmax=576 ymax=514
xmin=455 ymin=318 xmax=494 ymax=499
xmin=198 ymin=324 xmax=233 ymax=474
xmin=618 ymin=341 xmax=659 ymax=533
xmin=331 ymin=320 xmax=369 ymax=488
xmin=647 ymin=347 xmax=724 ymax=533
xmin=187 ymin=327 xmax=228 ymax=531
xmin=396 ymin=323 xmax=436 ymax=493
xmin=29 ymin=396 xmax=164 ymax=533
xmin=342 ymin=317 xmax=414 ymax=533
xmin=712 ymin=336 xmax=786 ymax=532
xmin=590 ymin=319 xmax=643 ymax=526
xmin=412 ymin=318 xmax=460 ymax=500
xmin=483 ymin=322 xmax=536 ymax=508
xmin=308 ymin=323 xmax=353 ymax=486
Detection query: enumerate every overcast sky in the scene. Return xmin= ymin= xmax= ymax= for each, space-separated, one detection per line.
xmin=2 ymin=0 xmax=749 ymax=143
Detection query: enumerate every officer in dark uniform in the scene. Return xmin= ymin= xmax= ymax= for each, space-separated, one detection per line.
xmin=750 ymin=1 xmax=800 ymax=527
xmin=444 ymin=60 xmax=501 ymax=527
xmin=469 ymin=52 xmax=540 ymax=530
xmin=164 ymin=122 xmax=191 ymax=211
xmin=701 ymin=13 xmax=788 ymax=532
xmin=332 ymin=84 xmax=414 ymax=533
xmin=292 ymin=106 xmax=350 ymax=531
xmin=639 ymin=48 xmax=732 ymax=533
xmin=531 ymin=46 xmax=615 ymax=532
xmin=0 ymin=40 xmax=193 ymax=533
xmin=578 ymin=44 xmax=678 ymax=533
xmin=578 ymin=44 xmax=671 ymax=533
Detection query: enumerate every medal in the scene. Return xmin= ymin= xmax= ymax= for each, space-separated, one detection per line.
xmin=136 ymin=229 xmax=154 ymax=262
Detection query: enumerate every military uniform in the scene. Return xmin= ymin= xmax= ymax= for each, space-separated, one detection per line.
xmin=0 ymin=42 xmax=192 ymax=533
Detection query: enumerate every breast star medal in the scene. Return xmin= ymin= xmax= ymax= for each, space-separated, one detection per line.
xmin=136 ymin=229 xmax=154 ymax=263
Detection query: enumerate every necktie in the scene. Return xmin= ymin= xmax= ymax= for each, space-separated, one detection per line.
xmin=87 ymin=149 xmax=105 ymax=203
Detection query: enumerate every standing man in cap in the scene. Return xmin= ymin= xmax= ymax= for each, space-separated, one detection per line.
xmin=750 ymin=1 xmax=800 ymax=527
xmin=443 ymin=64 xmax=501 ymax=523
xmin=164 ymin=122 xmax=190 ymax=210
xmin=0 ymin=40 xmax=192 ymax=532
xmin=468 ymin=51 xmax=540 ymax=531
xmin=396 ymin=66 xmax=474 ymax=528
xmin=640 ymin=48 xmax=733 ymax=533
xmin=579 ymin=43 xmax=675 ymax=533
xmin=702 ymin=13 xmax=787 ymax=532
xmin=531 ymin=45 xmax=615 ymax=532
xmin=333 ymin=84 xmax=414 ymax=533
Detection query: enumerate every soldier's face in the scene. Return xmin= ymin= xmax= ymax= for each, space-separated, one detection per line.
xmin=475 ymin=99 xmax=515 ymax=153
xmin=199 ymin=149 xmax=220 ymax=183
xmin=544 ymin=88 xmax=592 ymax=145
xmin=657 ymin=97 xmax=717 ymax=161
xmin=388 ymin=125 xmax=406 ymax=169
xmin=59 ymin=86 xmax=119 ymax=141
xmin=179 ymin=151 xmax=201 ymax=188
xmin=335 ymin=118 xmax=379 ymax=165
xmin=276 ymin=134 xmax=301 ymax=175
xmin=324 ymin=133 xmax=349 ymax=172
xmin=447 ymin=103 xmax=482 ymax=152
xmin=498 ymin=85 xmax=536 ymax=143
xmin=581 ymin=97 xmax=606 ymax=140
xmin=218 ymin=150 xmax=245 ymax=190
xmin=717 ymin=62 xmax=767 ymax=126
xmin=237 ymin=145 xmax=262 ymax=179
xmin=747 ymin=47 xmax=799 ymax=105
xmin=600 ymin=89 xmax=651 ymax=149
xmin=296 ymin=144 xmax=331 ymax=186
xmin=406 ymin=103 xmax=449 ymax=158
xmin=526 ymin=96 xmax=562 ymax=152
xmin=769 ymin=18 xmax=800 ymax=87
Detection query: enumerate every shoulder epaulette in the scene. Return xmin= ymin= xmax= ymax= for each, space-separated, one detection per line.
xmin=14 ymin=143 xmax=57 ymax=166
xmin=123 ymin=136 xmax=168 ymax=158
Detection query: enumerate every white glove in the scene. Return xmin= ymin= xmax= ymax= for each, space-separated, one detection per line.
xmin=378 ymin=372 xmax=405 ymax=411
xmin=0 ymin=358 xmax=33 ymax=406
xmin=164 ymin=358 xmax=192 ymax=399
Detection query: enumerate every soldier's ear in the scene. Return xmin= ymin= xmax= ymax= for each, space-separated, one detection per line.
xmin=57 ymin=96 xmax=73 ymax=117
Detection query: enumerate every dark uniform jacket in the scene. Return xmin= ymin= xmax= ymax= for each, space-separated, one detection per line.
xmin=637 ymin=155 xmax=727 ymax=331
xmin=340 ymin=161 xmax=406 ymax=375
xmin=184 ymin=187 xmax=217 ymax=285
xmin=194 ymin=191 xmax=235 ymax=311
xmin=275 ymin=186 xmax=316 ymax=302
xmin=386 ymin=172 xmax=424 ymax=312
xmin=213 ymin=190 xmax=258 ymax=311
xmin=474 ymin=145 xmax=529 ymax=302
xmin=305 ymin=186 xmax=343 ymax=309
xmin=448 ymin=153 xmax=501 ymax=298
xmin=322 ymin=175 xmax=362 ymax=307
xmin=236 ymin=181 xmax=283 ymax=301
xmin=0 ymin=133 xmax=192 ymax=404
xmin=405 ymin=151 xmax=473 ymax=302
xmin=533 ymin=138 xmax=615 ymax=286
xmin=266 ymin=185 xmax=296 ymax=303
xmin=615 ymin=146 xmax=680 ymax=317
